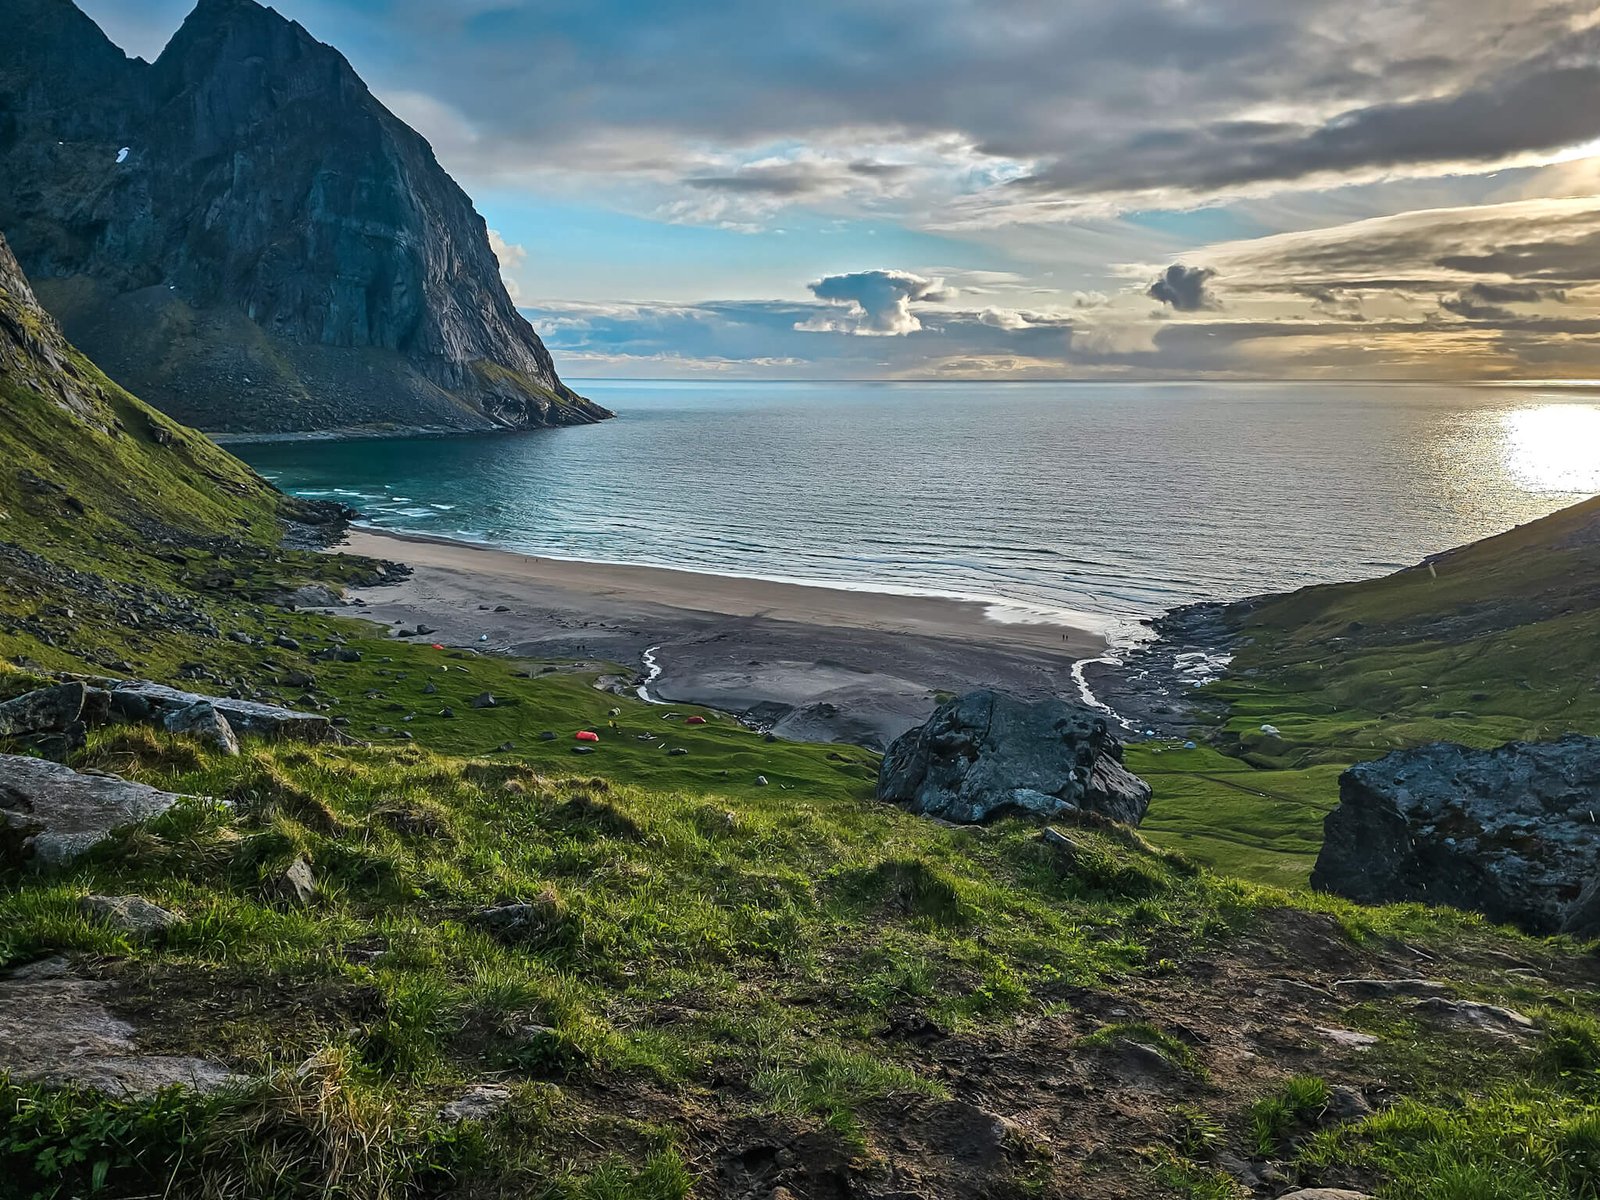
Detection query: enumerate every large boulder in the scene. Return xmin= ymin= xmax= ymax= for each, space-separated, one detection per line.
xmin=877 ymin=691 xmax=1151 ymax=825
xmin=111 ymin=681 xmax=330 ymax=743
xmin=0 ymin=682 xmax=86 ymax=737
xmin=0 ymin=755 xmax=192 ymax=866
xmin=1312 ymin=735 xmax=1600 ymax=935
xmin=0 ymin=682 xmax=89 ymax=760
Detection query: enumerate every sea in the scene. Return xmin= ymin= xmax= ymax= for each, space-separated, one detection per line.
xmin=237 ymin=380 xmax=1600 ymax=642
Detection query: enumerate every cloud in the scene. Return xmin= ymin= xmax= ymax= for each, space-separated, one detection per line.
xmin=87 ymin=0 xmax=1600 ymax=226
xmin=1439 ymin=292 xmax=1516 ymax=321
xmin=1147 ymin=264 xmax=1219 ymax=312
xmin=802 ymin=269 xmax=953 ymax=335
xmin=486 ymin=229 xmax=528 ymax=301
xmin=1009 ymin=25 xmax=1600 ymax=209
xmin=978 ymin=307 xmax=1035 ymax=331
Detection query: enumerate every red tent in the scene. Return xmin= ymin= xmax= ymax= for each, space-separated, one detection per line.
xmin=575 ymin=730 xmax=600 ymax=742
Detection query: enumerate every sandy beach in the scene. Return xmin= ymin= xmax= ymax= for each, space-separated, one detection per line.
xmin=339 ymin=528 xmax=1106 ymax=749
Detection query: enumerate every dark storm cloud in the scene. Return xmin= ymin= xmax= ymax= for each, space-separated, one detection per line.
xmin=1438 ymin=281 xmax=1567 ymax=321
xmin=1440 ymin=293 xmax=1516 ymax=321
xmin=1461 ymin=282 xmax=1558 ymax=305
xmin=1148 ymin=265 xmax=1218 ymax=312
xmin=77 ymin=0 xmax=1600 ymax=208
xmin=1016 ymin=30 xmax=1600 ymax=199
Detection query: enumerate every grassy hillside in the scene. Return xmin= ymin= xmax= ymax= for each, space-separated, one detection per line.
xmin=5 ymin=240 xmax=1600 ymax=1196
xmin=1124 ymin=495 xmax=1600 ymax=885
xmin=1215 ymin=494 xmax=1600 ymax=766
xmin=7 ymin=634 xmax=1600 ymax=1200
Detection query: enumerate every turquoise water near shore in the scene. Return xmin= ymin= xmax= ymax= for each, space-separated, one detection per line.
xmin=238 ymin=380 xmax=1600 ymax=636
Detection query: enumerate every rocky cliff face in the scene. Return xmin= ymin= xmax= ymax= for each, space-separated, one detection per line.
xmin=0 ymin=0 xmax=609 ymax=435
xmin=1312 ymin=736 xmax=1600 ymax=935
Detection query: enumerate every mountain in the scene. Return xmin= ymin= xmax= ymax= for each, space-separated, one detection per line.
xmin=0 ymin=0 xmax=610 ymax=436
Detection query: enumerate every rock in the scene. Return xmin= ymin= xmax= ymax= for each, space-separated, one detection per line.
xmin=80 ymin=894 xmax=180 ymax=939
xmin=283 ymin=857 xmax=316 ymax=904
xmin=0 ymin=958 xmax=240 ymax=1096
xmin=422 ymin=681 xmax=439 ymax=695
xmin=281 ymin=670 xmax=316 ymax=689
xmin=286 ymin=585 xmax=341 ymax=609
xmin=471 ymin=897 xmax=565 ymax=943
xmin=162 ymin=701 xmax=240 ymax=756
xmin=1312 ymin=735 xmax=1600 ymax=934
xmin=81 ymin=687 xmax=112 ymax=727
xmin=471 ymin=692 xmax=497 ymax=709
xmin=438 ymin=1083 xmax=514 ymax=1124
xmin=497 ymin=741 xmax=515 ymax=752
xmin=1313 ymin=1025 xmax=1378 ymax=1049
xmin=1411 ymin=997 xmax=1534 ymax=1035
xmin=228 ymin=630 xmax=255 ymax=645
xmin=273 ymin=634 xmax=301 ymax=651
xmin=1324 ymin=1085 xmax=1373 ymax=1120
xmin=494 ymin=605 xmax=511 ymax=613
xmin=877 ymin=690 xmax=1152 ymax=825
xmin=0 ymin=756 xmax=192 ymax=866
xmin=0 ymin=682 xmax=86 ymax=738
xmin=1274 ymin=1192 xmax=1374 ymax=1200
xmin=312 ymin=647 xmax=363 ymax=663
xmin=1334 ymin=978 xmax=1450 ymax=999
xmin=112 ymin=681 xmax=330 ymax=742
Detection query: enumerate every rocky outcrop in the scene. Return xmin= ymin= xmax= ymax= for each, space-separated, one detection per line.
xmin=877 ymin=690 xmax=1152 ymax=825
xmin=0 ymin=681 xmax=89 ymax=759
xmin=1312 ymin=736 xmax=1600 ymax=935
xmin=0 ymin=755 xmax=193 ymax=866
xmin=161 ymin=700 xmax=241 ymax=756
xmin=0 ymin=0 xmax=609 ymax=435
xmin=110 ymin=680 xmax=331 ymax=742
xmin=0 ymin=957 xmax=239 ymax=1095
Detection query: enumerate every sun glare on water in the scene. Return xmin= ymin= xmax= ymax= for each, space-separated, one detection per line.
xmin=1501 ymin=404 xmax=1600 ymax=494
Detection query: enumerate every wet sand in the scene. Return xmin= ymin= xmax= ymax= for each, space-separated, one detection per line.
xmin=339 ymin=528 xmax=1107 ymax=749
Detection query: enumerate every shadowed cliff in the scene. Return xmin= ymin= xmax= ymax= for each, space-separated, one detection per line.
xmin=0 ymin=0 xmax=610 ymax=436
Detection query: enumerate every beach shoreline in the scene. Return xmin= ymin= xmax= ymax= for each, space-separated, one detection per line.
xmin=337 ymin=527 xmax=1108 ymax=749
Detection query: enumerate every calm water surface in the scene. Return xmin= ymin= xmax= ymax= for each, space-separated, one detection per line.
xmin=238 ymin=381 xmax=1600 ymax=639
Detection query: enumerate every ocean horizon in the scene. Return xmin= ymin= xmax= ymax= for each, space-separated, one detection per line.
xmin=239 ymin=379 xmax=1600 ymax=641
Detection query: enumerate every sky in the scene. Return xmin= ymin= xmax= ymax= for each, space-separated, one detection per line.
xmin=79 ymin=0 xmax=1600 ymax=381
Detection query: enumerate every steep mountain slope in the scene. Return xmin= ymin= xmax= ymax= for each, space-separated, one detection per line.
xmin=0 ymin=227 xmax=387 ymax=676
xmin=0 ymin=0 xmax=608 ymax=435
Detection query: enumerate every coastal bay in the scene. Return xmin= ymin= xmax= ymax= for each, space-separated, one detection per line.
xmin=341 ymin=527 xmax=1105 ymax=748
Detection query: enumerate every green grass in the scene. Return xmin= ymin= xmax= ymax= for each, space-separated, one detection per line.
xmin=0 ymin=695 xmax=1230 ymax=1194
xmin=1247 ymin=1074 xmax=1331 ymax=1156
xmin=1080 ymin=1020 xmax=1206 ymax=1077
xmin=1127 ymin=742 xmax=1342 ymax=887
xmin=1292 ymin=1013 xmax=1600 ymax=1199
xmin=1206 ymin=496 xmax=1600 ymax=769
